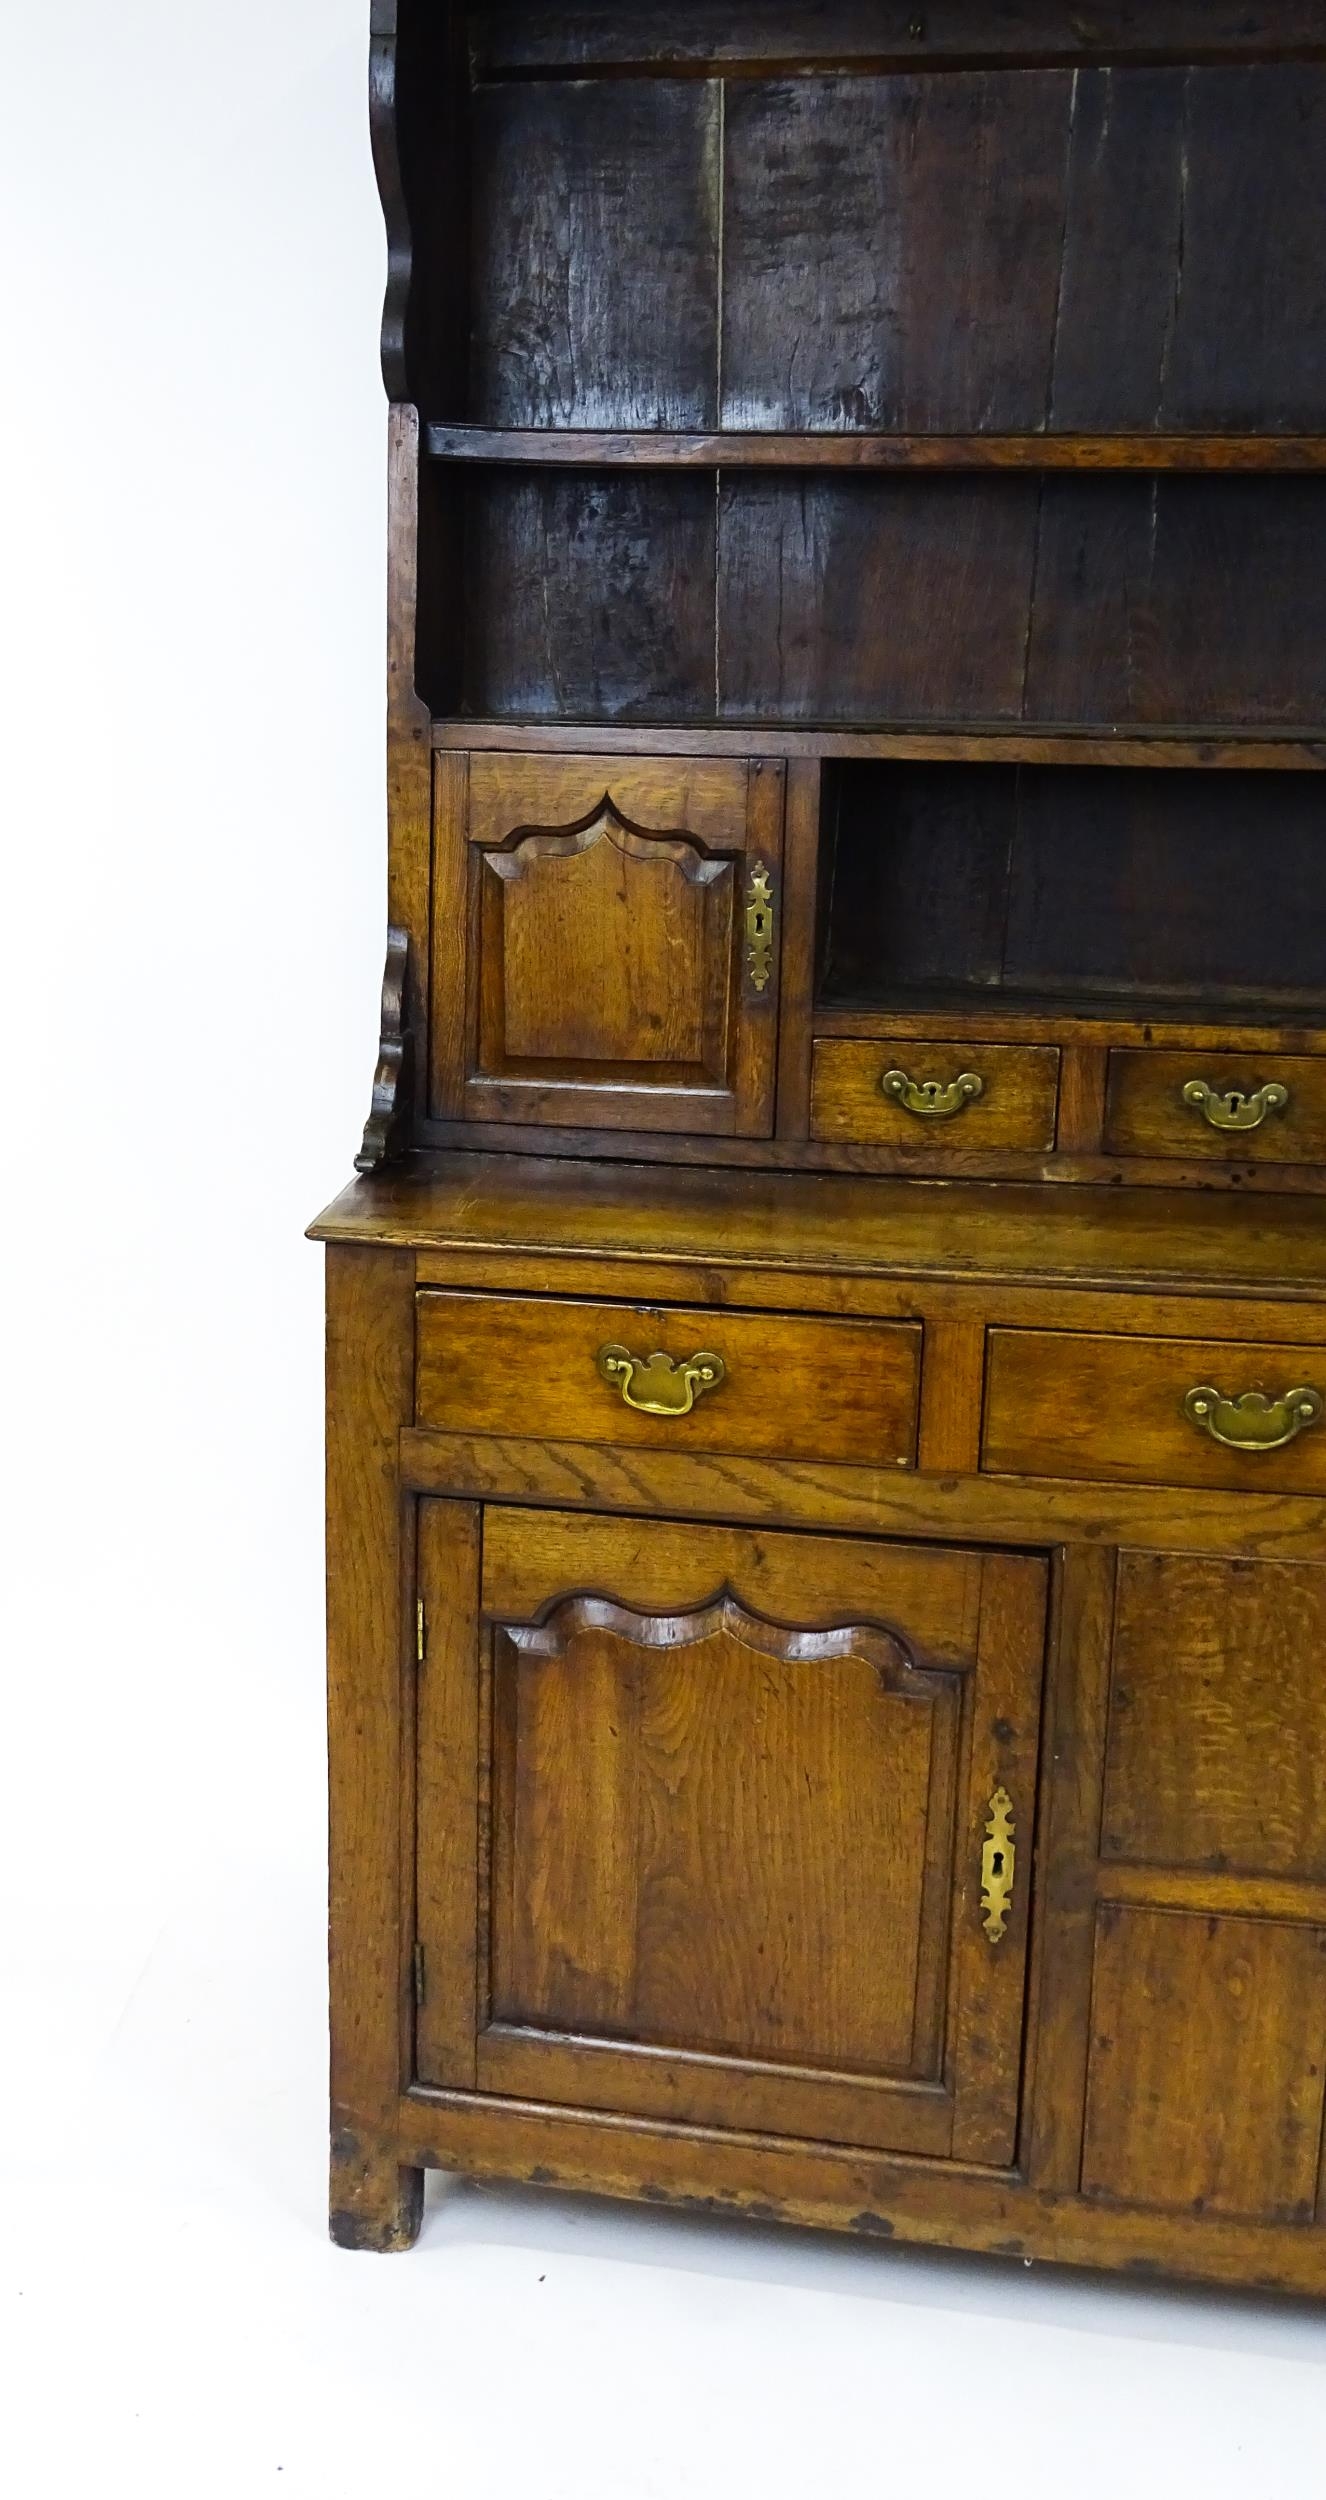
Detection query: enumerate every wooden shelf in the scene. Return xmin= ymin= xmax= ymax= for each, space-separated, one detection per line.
xmin=431 ymin=720 xmax=1326 ymax=772
xmin=473 ymin=2 xmax=1326 ymax=79
xmin=426 ymin=425 xmax=1326 ymax=475
xmin=815 ymin=998 xmax=1326 ymax=1047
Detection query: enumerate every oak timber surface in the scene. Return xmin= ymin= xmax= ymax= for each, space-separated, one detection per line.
xmin=310 ymin=1154 xmax=1326 ymax=1298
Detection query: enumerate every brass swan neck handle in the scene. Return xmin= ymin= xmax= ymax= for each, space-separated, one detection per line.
xmin=597 ymin=1345 xmax=726 ymax=1417
xmin=881 ymin=1068 xmax=984 ymax=1121
xmin=1183 ymin=1383 xmax=1323 ymax=1453
xmin=1181 ymin=1077 xmax=1289 ymax=1134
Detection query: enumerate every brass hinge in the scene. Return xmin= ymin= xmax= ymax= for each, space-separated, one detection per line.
xmin=412 ymin=1942 xmax=427 ymax=2006
xmin=416 ymin=1597 xmax=427 ymax=1665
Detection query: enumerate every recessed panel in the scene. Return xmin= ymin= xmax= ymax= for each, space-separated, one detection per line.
xmin=491 ymin=1599 xmax=957 ymax=2076
xmin=1102 ymin=1554 xmax=1326 ymax=1879
xmin=1082 ymin=1905 xmax=1326 ymax=2221
xmin=484 ymin=818 xmax=731 ymax=1072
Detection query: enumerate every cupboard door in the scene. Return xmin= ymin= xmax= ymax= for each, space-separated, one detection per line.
xmin=431 ymin=754 xmax=785 ymax=1135
xmin=415 ymin=1506 xmax=1047 ymax=2164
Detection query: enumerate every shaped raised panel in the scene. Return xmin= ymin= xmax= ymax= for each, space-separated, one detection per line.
xmin=1081 ymin=1905 xmax=1326 ymax=2223
xmin=1102 ymin=1553 xmax=1326 ymax=1881
xmin=490 ymin=1593 xmax=959 ymax=2079
xmin=432 ymin=753 xmax=784 ymax=1135
xmin=482 ymin=804 xmax=731 ymax=1071
xmin=413 ymin=1507 xmax=1048 ymax=2163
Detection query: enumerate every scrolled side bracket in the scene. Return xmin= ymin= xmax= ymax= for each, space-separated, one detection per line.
xmin=356 ymin=927 xmax=414 ymax=1174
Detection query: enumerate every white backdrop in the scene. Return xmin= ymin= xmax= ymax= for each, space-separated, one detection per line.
xmin=1 ymin=7 xmax=1323 ymax=2493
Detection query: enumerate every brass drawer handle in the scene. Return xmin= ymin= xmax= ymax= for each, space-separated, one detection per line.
xmin=881 ymin=1068 xmax=984 ymax=1121
xmin=981 ymin=1788 xmax=1016 ymax=1945
xmin=1183 ymin=1383 xmax=1323 ymax=1452
xmin=597 ymin=1345 xmax=726 ymax=1417
xmin=1181 ymin=1077 xmax=1289 ymax=1133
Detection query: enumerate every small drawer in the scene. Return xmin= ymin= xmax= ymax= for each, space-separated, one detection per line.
xmin=1104 ymin=1049 xmax=1326 ymax=1164
xmin=810 ymin=1040 xmax=1059 ymax=1151
xmin=416 ymin=1291 xmax=921 ymax=1468
xmin=983 ymin=1328 xmax=1326 ymax=1494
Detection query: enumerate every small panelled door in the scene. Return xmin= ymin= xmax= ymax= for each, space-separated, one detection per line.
xmin=414 ymin=1505 xmax=1048 ymax=2164
xmin=429 ymin=753 xmax=785 ymax=1135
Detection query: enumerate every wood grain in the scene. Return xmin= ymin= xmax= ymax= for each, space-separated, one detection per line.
xmin=400 ymin=1426 xmax=1326 ymax=1564
xmin=811 ymin=1041 xmax=1060 ymax=1152
xmin=399 ymin=2081 xmax=1326 ymax=2294
xmin=450 ymin=1510 xmax=1045 ymax=2158
xmin=415 ymin=1289 xmax=921 ymax=1468
xmin=1101 ymin=1553 xmax=1326 ymax=1880
xmin=413 ymin=1500 xmax=482 ymax=2086
xmin=469 ymin=78 xmax=719 ymax=429
xmin=983 ymin=1326 xmax=1326 ymax=1494
xmin=1022 ymin=1548 xmax=1118 ymax=2193
xmin=715 ymin=475 xmax=1326 ymax=728
xmin=721 ymin=72 xmax=1073 ymax=434
xmin=311 ymin=1152 xmax=1326 ymax=1302
xmin=473 ymin=4 xmax=1326 ymax=76
xmin=1080 ymin=1905 xmax=1326 ymax=2222
xmin=1105 ymin=1050 xmax=1326 ymax=1164
xmin=916 ymin=1322 xmax=988 ymax=1476
xmin=773 ymin=757 xmax=821 ymax=1140
xmin=465 ymin=473 xmax=715 ymax=720
xmin=949 ymin=1555 xmax=1049 ymax=2162
xmin=427 ymin=428 xmax=1326 ymax=473
xmin=821 ymin=759 xmax=1326 ymax=1022
xmin=434 ymin=754 xmax=783 ymax=1136
xmin=434 ymin=719 xmax=1326 ymax=771
xmin=718 ymin=476 xmax=1041 ymax=721
xmin=325 ymin=1245 xmax=423 ymax=2250
xmin=1025 ymin=477 xmax=1326 ymax=726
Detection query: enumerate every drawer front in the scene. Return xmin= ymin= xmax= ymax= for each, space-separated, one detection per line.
xmin=811 ymin=1039 xmax=1059 ymax=1151
xmin=416 ymin=1291 xmax=921 ymax=1467
xmin=1104 ymin=1049 xmax=1326 ymax=1164
xmin=983 ymin=1328 xmax=1326 ymax=1493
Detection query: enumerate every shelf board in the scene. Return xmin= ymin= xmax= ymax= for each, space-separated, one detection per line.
xmin=474 ymin=3 xmax=1326 ymax=79
xmin=431 ymin=720 xmax=1326 ymax=772
xmin=426 ymin=425 xmax=1326 ymax=475
xmin=815 ymin=995 xmax=1326 ymax=1046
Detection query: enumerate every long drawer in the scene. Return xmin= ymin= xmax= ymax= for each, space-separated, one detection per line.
xmin=415 ymin=1290 xmax=922 ymax=1467
xmin=983 ymin=1327 xmax=1326 ymax=1493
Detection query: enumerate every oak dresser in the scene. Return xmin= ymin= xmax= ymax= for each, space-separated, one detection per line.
xmin=311 ymin=1 xmax=1326 ymax=2296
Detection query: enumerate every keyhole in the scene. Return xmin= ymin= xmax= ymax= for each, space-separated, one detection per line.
xmin=991 ymin=1851 xmax=1004 ymax=1876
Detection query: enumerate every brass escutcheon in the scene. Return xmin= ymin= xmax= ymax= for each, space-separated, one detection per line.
xmin=1182 ymin=1382 xmax=1323 ymax=1453
xmin=981 ymin=1788 xmax=1016 ymax=1945
xmin=1181 ymin=1077 xmax=1289 ymax=1133
xmin=745 ymin=863 xmax=775 ymax=994
xmin=880 ymin=1068 xmax=984 ymax=1121
xmin=597 ymin=1345 xmax=726 ymax=1417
